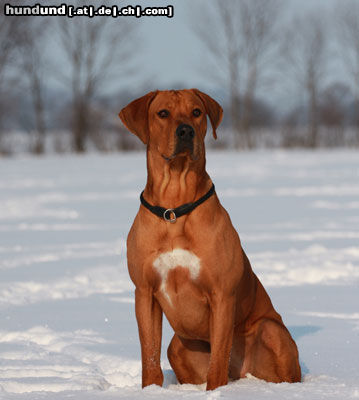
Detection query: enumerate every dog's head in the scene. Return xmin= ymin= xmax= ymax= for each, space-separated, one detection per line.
xmin=119 ymin=89 xmax=223 ymax=162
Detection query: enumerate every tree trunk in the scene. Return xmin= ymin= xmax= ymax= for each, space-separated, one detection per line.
xmin=307 ymin=81 xmax=319 ymax=148
xmin=72 ymin=100 xmax=87 ymax=153
xmin=355 ymin=94 xmax=359 ymax=146
xmin=31 ymin=72 xmax=46 ymax=154
xmin=231 ymin=91 xmax=242 ymax=150
xmin=228 ymin=49 xmax=243 ymax=150
xmin=238 ymin=59 xmax=257 ymax=149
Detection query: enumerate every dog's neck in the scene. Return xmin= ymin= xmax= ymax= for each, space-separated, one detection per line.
xmin=144 ymin=149 xmax=211 ymax=208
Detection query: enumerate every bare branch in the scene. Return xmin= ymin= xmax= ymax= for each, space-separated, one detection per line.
xmin=281 ymin=13 xmax=329 ymax=147
xmin=190 ymin=0 xmax=285 ymax=149
xmin=53 ymin=0 xmax=139 ymax=152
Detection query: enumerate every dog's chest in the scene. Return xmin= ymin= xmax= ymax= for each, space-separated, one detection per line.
xmin=153 ymin=248 xmax=201 ymax=306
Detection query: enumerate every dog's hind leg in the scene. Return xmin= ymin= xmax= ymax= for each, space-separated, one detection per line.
xmin=240 ymin=318 xmax=301 ymax=383
xmin=167 ymin=334 xmax=210 ymax=385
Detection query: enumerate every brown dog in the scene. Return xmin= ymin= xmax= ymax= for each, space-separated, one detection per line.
xmin=119 ymin=89 xmax=301 ymax=391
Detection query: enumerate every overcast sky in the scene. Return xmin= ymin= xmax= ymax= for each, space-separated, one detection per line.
xmin=45 ymin=0 xmax=340 ymax=109
xmin=129 ymin=0 xmax=338 ymax=91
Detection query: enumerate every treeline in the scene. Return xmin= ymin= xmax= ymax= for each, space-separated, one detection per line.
xmin=195 ymin=0 xmax=359 ymax=149
xmin=0 ymin=0 xmax=358 ymax=155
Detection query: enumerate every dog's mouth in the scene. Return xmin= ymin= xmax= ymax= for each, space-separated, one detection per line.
xmin=162 ymin=143 xmax=199 ymax=162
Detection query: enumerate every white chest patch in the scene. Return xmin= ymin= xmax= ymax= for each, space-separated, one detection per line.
xmin=153 ymin=248 xmax=201 ymax=305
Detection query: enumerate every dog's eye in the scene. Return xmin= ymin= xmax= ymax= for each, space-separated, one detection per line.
xmin=192 ymin=108 xmax=202 ymax=117
xmin=158 ymin=109 xmax=170 ymax=119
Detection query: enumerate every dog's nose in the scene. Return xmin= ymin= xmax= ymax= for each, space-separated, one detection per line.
xmin=176 ymin=124 xmax=195 ymax=141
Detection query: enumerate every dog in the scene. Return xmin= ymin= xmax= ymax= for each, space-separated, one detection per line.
xmin=119 ymin=89 xmax=301 ymax=391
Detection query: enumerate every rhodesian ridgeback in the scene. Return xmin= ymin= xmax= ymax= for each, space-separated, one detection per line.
xmin=119 ymin=89 xmax=301 ymax=391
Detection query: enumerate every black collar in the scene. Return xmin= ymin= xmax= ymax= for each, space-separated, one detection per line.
xmin=140 ymin=184 xmax=215 ymax=223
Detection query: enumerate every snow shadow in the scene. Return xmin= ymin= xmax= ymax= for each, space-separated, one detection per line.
xmin=288 ymin=325 xmax=322 ymax=341
xmin=288 ymin=325 xmax=322 ymax=375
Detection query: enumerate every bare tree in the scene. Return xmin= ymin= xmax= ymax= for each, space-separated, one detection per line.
xmin=19 ymin=17 xmax=48 ymax=154
xmin=0 ymin=4 xmax=23 ymax=151
xmin=336 ymin=0 xmax=359 ymax=144
xmin=192 ymin=0 xmax=285 ymax=149
xmin=238 ymin=0 xmax=284 ymax=148
xmin=282 ymin=13 xmax=329 ymax=148
xmin=56 ymin=1 xmax=137 ymax=152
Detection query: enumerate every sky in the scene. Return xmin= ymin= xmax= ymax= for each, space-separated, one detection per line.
xmin=129 ymin=0 xmax=339 ymax=93
xmin=43 ymin=0 xmax=341 ymax=110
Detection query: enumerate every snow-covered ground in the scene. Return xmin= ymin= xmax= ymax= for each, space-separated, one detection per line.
xmin=0 ymin=150 xmax=358 ymax=399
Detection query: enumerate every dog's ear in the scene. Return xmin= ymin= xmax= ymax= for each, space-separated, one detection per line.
xmin=191 ymin=89 xmax=223 ymax=139
xmin=119 ymin=91 xmax=158 ymax=144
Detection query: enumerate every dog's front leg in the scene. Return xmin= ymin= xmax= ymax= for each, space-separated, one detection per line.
xmin=206 ymin=293 xmax=236 ymax=391
xmin=135 ymin=286 xmax=163 ymax=388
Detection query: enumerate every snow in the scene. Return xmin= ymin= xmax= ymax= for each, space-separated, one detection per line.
xmin=0 ymin=150 xmax=358 ymax=399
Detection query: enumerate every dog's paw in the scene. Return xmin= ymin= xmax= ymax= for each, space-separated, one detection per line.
xmin=142 ymin=368 xmax=164 ymax=388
